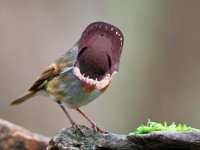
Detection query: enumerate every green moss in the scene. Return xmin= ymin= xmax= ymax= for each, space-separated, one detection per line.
xmin=131 ymin=121 xmax=200 ymax=134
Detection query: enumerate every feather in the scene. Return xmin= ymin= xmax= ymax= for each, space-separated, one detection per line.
xmin=10 ymin=91 xmax=35 ymax=105
xmin=29 ymin=64 xmax=60 ymax=91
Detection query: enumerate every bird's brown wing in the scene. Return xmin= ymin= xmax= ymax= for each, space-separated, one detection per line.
xmin=29 ymin=48 xmax=77 ymax=91
xmin=11 ymin=47 xmax=77 ymax=105
xmin=10 ymin=63 xmax=61 ymax=105
xmin=29 ymin=63 xmax=61 ymax=91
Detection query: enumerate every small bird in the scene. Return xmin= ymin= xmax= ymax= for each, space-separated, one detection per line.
xmin=11 ymin=21 xmax=124 ymax=132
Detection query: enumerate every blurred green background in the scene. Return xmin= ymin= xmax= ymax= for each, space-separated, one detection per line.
xmin=0 ymin=0 xmax=200 ymax=136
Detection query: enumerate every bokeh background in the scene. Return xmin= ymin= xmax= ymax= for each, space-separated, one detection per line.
xmin=0 ymin=0 xmax=200 ymax=137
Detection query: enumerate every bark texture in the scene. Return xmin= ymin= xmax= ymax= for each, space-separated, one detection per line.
xmin=0 ymin=118 xmax=49 ymax=150
xmin=0 ymin=119 xmax=200 ymax=150
xmin=47 ymin=126 xmax=200 ymax=150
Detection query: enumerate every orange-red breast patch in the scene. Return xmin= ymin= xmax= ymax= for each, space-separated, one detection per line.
xmin=85 ymin=86 xmax=95 ymax=93
xmin=80 ymin=84 xmax=95 ymax=93
xmin=80 ymin=82 xmax=110 ymax=93
xmin=100 ymin=83 xmax=110 ymax=93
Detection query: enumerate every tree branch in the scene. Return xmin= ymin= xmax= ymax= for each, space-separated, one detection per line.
xmin=0 ymin=118 xmax=200 ymax=150
xmin=0 ymin=118 xmax=49 ymax=150
xmin=47 ymin=126 xmax=200 ymax=150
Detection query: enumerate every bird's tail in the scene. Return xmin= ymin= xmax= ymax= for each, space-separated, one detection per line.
xmin=10 ymin=91 xmax=35 ymax=105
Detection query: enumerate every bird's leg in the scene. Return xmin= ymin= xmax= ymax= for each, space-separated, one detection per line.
xmin=76 ymin=108 xmax=108 ymax=133
xmin=57 ymin=101 xmax=85 ymax=135
xmin=57 ymin=101 xmax=76 ymax=126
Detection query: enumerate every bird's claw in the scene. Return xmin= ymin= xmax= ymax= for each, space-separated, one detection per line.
xmin=72 ymin=124 xmax=86 ymax=136
xmin=91 ymin=123 xmax=108 ymax=134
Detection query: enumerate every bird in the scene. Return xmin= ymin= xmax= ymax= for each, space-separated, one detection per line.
xmin=11 ymin=21 xmax=124 ymax=132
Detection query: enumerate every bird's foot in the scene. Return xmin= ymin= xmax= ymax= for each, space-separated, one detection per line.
xmin=91 ymin=122 xmax=108 ymax=134
xmin=72 ymin=123 xmax=86 ymax=136
xmin=75 ymin=108 xmax=108 ymax=134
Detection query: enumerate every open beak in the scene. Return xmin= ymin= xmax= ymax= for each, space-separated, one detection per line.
xmin=73 ymin=22 xmax=124 ymax=90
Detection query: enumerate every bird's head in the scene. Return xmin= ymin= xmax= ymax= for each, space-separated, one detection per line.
xmin=73 ymin=22 xmax=124 ymax=90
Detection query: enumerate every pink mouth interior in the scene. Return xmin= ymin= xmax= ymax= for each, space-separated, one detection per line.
xmin=77 ymin=45 xmax=112 ymax=80
xmin=74 ymin=22 xmax=124 ymax=88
